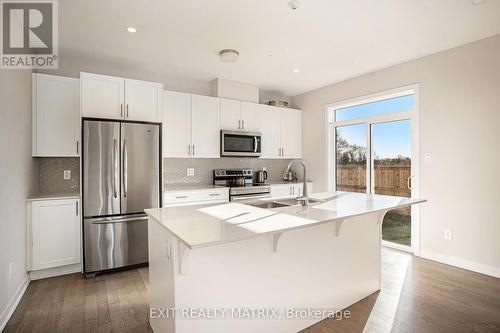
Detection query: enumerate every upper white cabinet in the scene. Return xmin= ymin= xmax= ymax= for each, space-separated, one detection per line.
xmin=162 ymin=92 xmax=220 ymax=158
xmin=27 ymin=198 xmax=81 ymax=271
xmin=81 ymin=72 xmax=162 ymax=122
xmin=191 ymin=95 xmax=220 ymax=158
xmin=162 ymin=90 xmax=191 ymax=158
xmin=124 ymin=79 xmax=162 ymax=122
xmin=80 ymin=72 xmax=124 ymax=119
xmin=259 ymin=105 xmax=302 ymax=159
xmin=32 ymin=73 xmax=80 ymax=157
xmin=220 ymin=98 xmax=259 ymax=132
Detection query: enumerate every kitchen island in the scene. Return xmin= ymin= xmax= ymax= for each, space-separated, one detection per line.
xmin=145 ymin=192 xmax=425 ymax=333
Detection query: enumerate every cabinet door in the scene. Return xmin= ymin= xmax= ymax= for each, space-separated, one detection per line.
xmin=191 ymin=95 xmax=220 ymax=158
xmin=31 ymin=199 xmax=81 ymax=270
xmin=33 ymin=74 xmax=80 ymax=157
xmin=124 ymin=79 xmax=163 ymax=122
xmin=163 ymin=91 xmax=191 ymax=158
xmin=259 ymin=105 xmax=281 ymax=158
xmin=81 ymin=72 xmax=124 ymax=119
xmin=220 ymin=98 xmax=241 ymax=130
xmin=240 ymin=102 xmax=259 ymax=132
xmin=280 ymin=108 xmax=302 ymax=158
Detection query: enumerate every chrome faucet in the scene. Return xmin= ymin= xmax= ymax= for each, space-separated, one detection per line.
xmin=285 ymin=160 xmax=309 ymax=206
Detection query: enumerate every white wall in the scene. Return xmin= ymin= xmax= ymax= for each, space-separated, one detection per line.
xmin=0 ymin=70 xmax=34 ymax=328
xmin=292 ymin=34 xmax=500 ymax=274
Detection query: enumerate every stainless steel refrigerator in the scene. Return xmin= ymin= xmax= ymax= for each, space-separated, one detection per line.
xmin=82 ymin=119 xmax=160 ymax=274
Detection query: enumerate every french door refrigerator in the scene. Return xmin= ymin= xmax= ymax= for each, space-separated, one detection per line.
xmin=82 ymin=119 xmax=160 ymax=274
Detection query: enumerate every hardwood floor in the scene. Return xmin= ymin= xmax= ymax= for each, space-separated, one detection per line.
xmin=4 ymin=249 xmax=500 ymax=333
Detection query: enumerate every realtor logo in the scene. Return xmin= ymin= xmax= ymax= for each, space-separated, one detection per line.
xmin=1 ymin=0 xmax=58 ymax=69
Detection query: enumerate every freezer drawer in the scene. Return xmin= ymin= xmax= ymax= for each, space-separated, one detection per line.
xmin=84 ymin=214 xmax=148 ymax=273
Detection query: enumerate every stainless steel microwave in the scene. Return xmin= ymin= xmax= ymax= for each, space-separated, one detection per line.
xmin=220 ymin=130 xmax=262 ymax=157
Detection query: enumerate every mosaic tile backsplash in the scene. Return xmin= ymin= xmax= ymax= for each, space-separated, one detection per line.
xmin=163 ymin=158 xmax=292 ymax=187
xmin=35 ymin=157 xmax=80 ymax=194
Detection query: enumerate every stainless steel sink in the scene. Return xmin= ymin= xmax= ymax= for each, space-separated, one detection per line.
xmin=249 ymin=201 xmax=290 ymax=209
xmin=274 ymin=198 xmax=322 ymax=206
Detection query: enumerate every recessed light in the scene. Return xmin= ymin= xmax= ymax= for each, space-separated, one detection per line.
xmin=126 ymin=26 xmax=137 ymax=33
xmin=289 ymin=0 xmax=301 ymax=10
xmin=293 ymin=69 xmax=300 ymax=73
xmin=471 ymin=0 xmax=486 ymax=5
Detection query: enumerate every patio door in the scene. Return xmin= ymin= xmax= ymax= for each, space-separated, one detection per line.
xmin=329 ymin=86 xmax=420 ymax=253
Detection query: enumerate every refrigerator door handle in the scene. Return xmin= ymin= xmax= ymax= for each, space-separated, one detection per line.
xmin=90 ymin=216 xmax=148 ymax=224
xmin=112 ymin=139 xmax=118 ymax=198
xmin=123 ymin=139 xmax=128 ymax=198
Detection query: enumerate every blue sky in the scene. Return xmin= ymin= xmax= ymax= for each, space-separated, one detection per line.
xmin=335 ymin=95 xmax=413 ymax=158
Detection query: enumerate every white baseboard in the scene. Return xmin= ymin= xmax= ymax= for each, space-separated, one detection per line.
xmin=0 ymin=275 xmax=29 ymax=332
xmin=419 ymin=250 xmax=500 ymax=278
xmin=29 ymin=263 xmax=81 ymax=281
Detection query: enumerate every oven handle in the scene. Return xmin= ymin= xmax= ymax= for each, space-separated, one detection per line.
xmin=231 ymin=193 xmax=271 ymax=201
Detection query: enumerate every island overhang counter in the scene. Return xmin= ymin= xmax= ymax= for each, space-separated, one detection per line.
xmin=145 ymin=191 xmax=425 ymax=333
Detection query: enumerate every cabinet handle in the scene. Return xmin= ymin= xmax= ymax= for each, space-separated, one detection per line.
xmin=238 ymin=120 xmax=241 ymax=130
xmin=282 ymin=148 xmax=284 ymax=157
xmin=76 ymin=141 xmax=79 ymax=155
xmin=126 ymin=104 xmax=129 ymax=118
xmin=193 ymin=145 xmax=195 ymax=156
xmin=242 ymin=120 xmax=245 ymax=130
xmin=120 ymin=104 xmax=123 ymax=117
xmin=76 ymin=201 xmax=79 ymax=216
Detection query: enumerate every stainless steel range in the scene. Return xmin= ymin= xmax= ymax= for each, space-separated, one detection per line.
xmin=213 ymin=168 xmax=271 ymax=201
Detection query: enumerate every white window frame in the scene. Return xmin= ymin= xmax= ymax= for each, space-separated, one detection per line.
xmin=325 ymin=84 xmax=420 ymax=254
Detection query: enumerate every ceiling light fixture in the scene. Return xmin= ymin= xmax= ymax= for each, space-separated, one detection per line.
xmin=293 ymin=69 xmax=300 ymax=73
xmin=126 ymin=26 xmax=137 ymax=33
xmin=289 ymin=0 xmax=301 ymax=10
xmin=219 ymin=49 xmax=240 ymax=63
xmin=471 ymin=0 xmax=486 ymax=4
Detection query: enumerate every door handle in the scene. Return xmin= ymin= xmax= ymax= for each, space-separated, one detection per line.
xmin=407 ymin=176 xmax=414 ymax=190
xmin=112 ymin=139 xmax=118 ymax=198
xmin=254 ymin=136 xmax=258 ymax=153
xmin=123 ymin=139 xmax=128 ymax=198
xmin=91 ymin=216 xmax=148 ymax=224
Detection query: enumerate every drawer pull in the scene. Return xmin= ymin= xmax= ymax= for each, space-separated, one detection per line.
xmin=209 ymin=193 xmax=220 ymax=196
xmin=175 ymin=196 xmax=189 ymax=199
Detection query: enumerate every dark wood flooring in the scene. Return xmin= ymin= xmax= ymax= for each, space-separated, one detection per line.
xmin=4 ymin=249 xmax=500 ymax=333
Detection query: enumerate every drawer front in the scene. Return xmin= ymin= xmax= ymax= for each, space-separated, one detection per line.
xmin=164 ymin=189 xmax=229 ymax=206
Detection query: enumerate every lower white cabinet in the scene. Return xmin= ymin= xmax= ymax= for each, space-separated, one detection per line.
xmin=27 ymin=198 xmax=81 ymax=272
xmin=270 ymin=183 xmax=313 ymax=198
xmin=164 ymin=188 xmax=229 ymax=207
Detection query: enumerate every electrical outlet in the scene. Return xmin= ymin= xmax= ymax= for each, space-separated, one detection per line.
xmin=186 ymin=168 xmax=195 ymax=177
xmin=63 ymin=170 xmax=71 ymax=180
xmin=424 ymin=152 xmax=432 ymax=164
xmin=8 ymin=262 xmax=13 ymax=280
xmin=444 ymin=229 xmax=452 ymax=240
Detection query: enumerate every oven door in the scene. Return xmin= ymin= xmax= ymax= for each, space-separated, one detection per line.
xmin=221 ymin=130 xmax=261 ymax=157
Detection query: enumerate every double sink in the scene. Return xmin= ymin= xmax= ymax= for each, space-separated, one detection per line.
xmin=248 ymin=198 xmax=322 ymax=209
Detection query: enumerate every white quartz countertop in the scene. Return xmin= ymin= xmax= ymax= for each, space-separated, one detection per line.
xmin=27 ymin=192 xmax=81 ymax=201
xmin=146 ymin=192 xmax=425 ymax=249
xmin=163 ymin=184 xmax=229 ymax=192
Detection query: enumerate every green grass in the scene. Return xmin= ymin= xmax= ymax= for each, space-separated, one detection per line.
xmin=382 ymin=210 xmax=411 ymax=246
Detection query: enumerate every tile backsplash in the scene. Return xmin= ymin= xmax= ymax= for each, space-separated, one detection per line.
xmin=163 ymin=158 xmax=292 ymax=187
xmin=35 ymin=157 xmax=80 ymax=195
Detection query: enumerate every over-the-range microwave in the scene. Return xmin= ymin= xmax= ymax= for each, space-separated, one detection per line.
xmin=220 ymin=130 xmax=262 ymax=157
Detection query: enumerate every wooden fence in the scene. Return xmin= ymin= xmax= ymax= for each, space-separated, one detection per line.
xmin=336 ymin=164 xmax=411 ymax=214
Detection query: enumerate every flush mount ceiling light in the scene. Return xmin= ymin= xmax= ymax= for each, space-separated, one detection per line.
xmin=471 ymin=0 xmax=486 ymax=4
xmin=289 ymin=0 xmax=301 ymax=10
xmin=126 ymin=26 xmax=137 ymax=33
xmin=219 ymin=49 xmax=239 ymax=63
xmin=293 ymin=69 xmax=300 ymax=73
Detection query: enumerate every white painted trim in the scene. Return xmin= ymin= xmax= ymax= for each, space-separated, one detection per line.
xmin=0 ymin=275 xmax=29 ymax=332
xmin=29 ymin=263 xmax=81 ymax=281
xmin=382 ymin=240 xmax=412 ymax=253
xmin=419 ymin=250 xmax=500 ymax=279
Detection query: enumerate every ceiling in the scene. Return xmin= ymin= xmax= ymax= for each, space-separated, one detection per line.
xmin=59 ymin=0 xmax=500 ymax=96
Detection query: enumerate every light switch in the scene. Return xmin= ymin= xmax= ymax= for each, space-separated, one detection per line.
xmin=186 ymin=168 xmax=195 ymax=177
xmin=424 ymin=152 xmax=432 ymax=164
xmin=63 ymin=170 xmax=71 ymax=180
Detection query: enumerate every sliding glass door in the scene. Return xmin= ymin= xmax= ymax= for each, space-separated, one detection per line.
xmin=329 ymin=87 xmax=419 ymax=252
